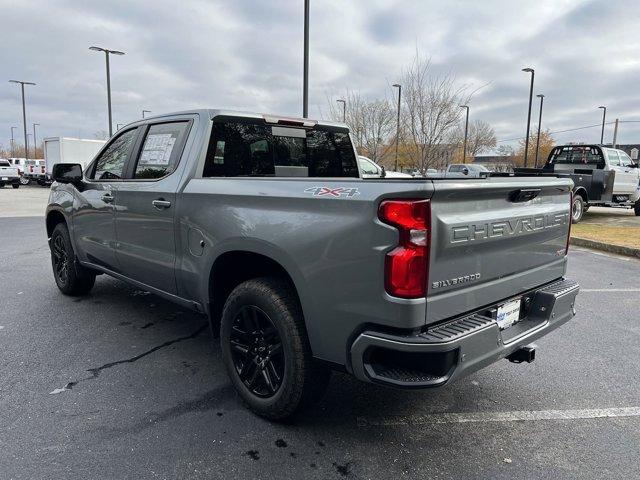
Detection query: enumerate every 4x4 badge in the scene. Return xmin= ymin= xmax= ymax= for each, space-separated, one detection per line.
xmin=304 ymin=187 xmax=360 ymax=198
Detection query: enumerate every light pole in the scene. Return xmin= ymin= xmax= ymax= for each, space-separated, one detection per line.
xmin=10 ymin=126 xmax=17 ymax=157
xmin=598 ymin=106 xmax=606 ymax=145
xmin=336 ymin=99 xmax=346 ymax=122
xmin=142 ymin=110 xmax=151 ymax=119
xmin=90 ymin=46 xmax=125 ymax=136
xmin=9 ymin=80 xmax=36 ymax=162
xmin=522 ymin=68 xmax=535 ymax=167
xmin=302 ymin=0 xmax=310 ymax=117
xmin=460 ymin=105 xmax=469 ymax=163
xmin=33 ymin=123 xmax=39 ymax=158
xmin=534 ymin=95 xmax=544 ymax=168
xmin=393 ymin=83 xmax=402 ymax=171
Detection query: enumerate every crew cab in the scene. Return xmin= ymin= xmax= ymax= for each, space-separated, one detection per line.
xmin=516 ymin=145 xmax=640 ymax=222
xmin=0 ymin=160 xmax=21 ymax=189
xmin=46 ymin=109 xmax=579 ymax=420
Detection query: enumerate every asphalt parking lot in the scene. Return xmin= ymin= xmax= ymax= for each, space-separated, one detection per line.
xmin=1 ymin=188 xmax=639 ymax=479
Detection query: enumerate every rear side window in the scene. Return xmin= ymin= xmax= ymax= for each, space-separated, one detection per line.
xmin=91 ymin=128 xmax=138 ymax=180
xmin=203 ymin=120 xmax=358 ymax=178
xmin=133 ymin=122 xmax=188 ymax=179
xmin=607 ymin=150 xmax=620 ymax=166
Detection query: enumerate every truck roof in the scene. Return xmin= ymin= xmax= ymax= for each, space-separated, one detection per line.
xmin=118 ymin=108 xmax=347 ymax=131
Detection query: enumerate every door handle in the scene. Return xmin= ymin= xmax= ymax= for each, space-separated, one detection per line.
xmin=152 ymin=199 xmax=172 ymax=209
xmin=101 ymin=193 xmax=114 ymax=203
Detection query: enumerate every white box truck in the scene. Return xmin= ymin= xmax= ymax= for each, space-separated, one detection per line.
xmin=41 ymin=137 xmax=106 ymax=186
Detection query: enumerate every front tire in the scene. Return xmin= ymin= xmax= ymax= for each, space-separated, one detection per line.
xmin=220 ymin=277 xmax=330 ymax=421
xmin=50 ymin=223 xmax=96 ymax=295
xmin=635 ymin=200 xmax=640 ymax=216
xmin=571 ymin=195 xmax=585 ymax=223
xmin=12 ymin=183 xmax=19 ymax=189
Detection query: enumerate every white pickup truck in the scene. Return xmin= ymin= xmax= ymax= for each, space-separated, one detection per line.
xmin=0 ymin=159 xmax=21 ymax=189
xmin=516 ymin=145 xmax=640 ymax=222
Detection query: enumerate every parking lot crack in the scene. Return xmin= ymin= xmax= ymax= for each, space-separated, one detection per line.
xmin=85 ymin=324 xmax=207 ymax=379
xmin=49 ymin=324 xmax=208 ymax=394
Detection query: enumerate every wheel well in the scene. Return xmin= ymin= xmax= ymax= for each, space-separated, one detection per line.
xmin=46 ymin=211 xmax=66 ymax=238
xmin=208 ymin=251 xmax=300 ymax=329
xmin=574 ymin=188 xmax=588 ymax=202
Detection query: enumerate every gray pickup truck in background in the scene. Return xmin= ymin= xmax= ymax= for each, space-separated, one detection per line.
xmin=46 ymin=109 xmax=579 ymax=420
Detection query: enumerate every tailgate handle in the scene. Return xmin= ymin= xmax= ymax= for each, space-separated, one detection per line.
xmin=509 ymin=188 xmax=540 ymax=202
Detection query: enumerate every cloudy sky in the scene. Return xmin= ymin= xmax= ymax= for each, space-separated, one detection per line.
xmin=1 ymin=0 xmax=639 ymax=154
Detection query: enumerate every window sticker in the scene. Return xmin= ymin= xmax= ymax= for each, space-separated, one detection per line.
xmin=139 ymin=133 xmax=177 ymax=166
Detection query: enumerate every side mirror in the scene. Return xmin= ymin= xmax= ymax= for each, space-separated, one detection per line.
xmin=52 ymin=163 xmax=83 ymax=185
xmin=462 ymin=167 xmax=469 ymax=175
xmin=380 ymin=165 xmax=387 ymax=178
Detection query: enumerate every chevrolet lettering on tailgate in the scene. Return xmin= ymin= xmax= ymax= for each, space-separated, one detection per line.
xmin=450 ymin=212 xmax=570 ymax=244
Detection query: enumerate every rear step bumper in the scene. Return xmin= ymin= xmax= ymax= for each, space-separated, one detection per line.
xmin=350 ymin=278 xmax=579 ymax=389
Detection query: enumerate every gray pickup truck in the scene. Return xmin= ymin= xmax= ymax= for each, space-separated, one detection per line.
xmin=46 ymin=109 xmax=579 ymax=420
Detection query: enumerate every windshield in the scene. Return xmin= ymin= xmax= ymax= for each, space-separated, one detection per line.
xmin=358 ymin=157 xmax=380 ymax=175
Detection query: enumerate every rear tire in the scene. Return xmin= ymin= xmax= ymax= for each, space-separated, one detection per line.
xmin=50 ymin=222 xmax=96 ymax=296
xmin=571 ymin=195 xmax=585 ymax=223
xmin=635 ymin=200 xmax=640 ymax=216
xmin=220 ymin=277 xmax=330 ymax=421
xmin=20 ymin=176 xmax=29 ymax=185
xmin=12 ymin=184 xmax=19 ymax=189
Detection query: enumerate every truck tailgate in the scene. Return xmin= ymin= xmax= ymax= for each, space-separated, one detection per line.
xmin=426 ymin=177 xmax=572 ymax=324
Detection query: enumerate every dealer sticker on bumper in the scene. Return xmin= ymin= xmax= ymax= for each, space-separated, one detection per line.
xmin=496 ymin=298 xmax=522 ymax=330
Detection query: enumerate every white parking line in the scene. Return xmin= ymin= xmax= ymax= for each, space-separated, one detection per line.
xmin=581 ymin=288 xmax=640 ymax=292
xmin=357 ymin=407 xmax=640 ymax=427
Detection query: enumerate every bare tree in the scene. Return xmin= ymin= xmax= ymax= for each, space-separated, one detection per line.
xmin=401 ymin=53 xmax=470 ymax=171
xmin=328 ymin=91 xmax=395 ymax=163
xmin=454 ymin=119 xmax=497 ymax=162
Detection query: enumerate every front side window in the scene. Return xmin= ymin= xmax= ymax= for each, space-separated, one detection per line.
xmin=618 ymin=151 xmax=632 ymax=167
xmin=202 ymin=120 xmax=358 ymax=178
xmin=133 ymin=122 xmax=188 ymax=179
xmin=91 ymin=128 xmax=137 ymax=180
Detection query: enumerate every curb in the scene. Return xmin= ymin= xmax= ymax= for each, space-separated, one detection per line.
xmin=571 ymin=236 xmax=640 ymax=259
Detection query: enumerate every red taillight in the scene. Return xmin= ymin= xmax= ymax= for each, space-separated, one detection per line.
xmin=378 ymin=199 xmax=430 ymax=298
xmin=41 ymin=166 xmax=45 ymax=173
xmin=566 ymin=191 xmax=573 ymax=254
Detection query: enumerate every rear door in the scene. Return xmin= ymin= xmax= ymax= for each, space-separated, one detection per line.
xmin=72 ymin=127 xmax=139 ymax=271
xmin=113 ymin=120 xmax=192 ymax=294
xmin=426 ymin=177 xmax=571 ymax=324
xmin=607 ymin=149 xmax=637 ymax=194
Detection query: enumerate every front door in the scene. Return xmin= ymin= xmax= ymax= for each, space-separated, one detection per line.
xmin=114 ymin=121 xmax=191 ymax=294
xmin=72 ymin=127 xmax=139 ymax=271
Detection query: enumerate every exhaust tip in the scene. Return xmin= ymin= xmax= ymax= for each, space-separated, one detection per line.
xmin=507 ymin=345 xmax=536 ymax=364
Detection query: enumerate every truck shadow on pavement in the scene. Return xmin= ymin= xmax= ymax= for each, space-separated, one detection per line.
xmin=66 ymin=276 xmax=497 ymax=435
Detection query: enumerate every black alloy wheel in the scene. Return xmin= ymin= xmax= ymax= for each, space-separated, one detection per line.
xmin=229 ymin=305 xmax=284 ymax=398
xmin=52 ymin=233 xmax=70 ymax=286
